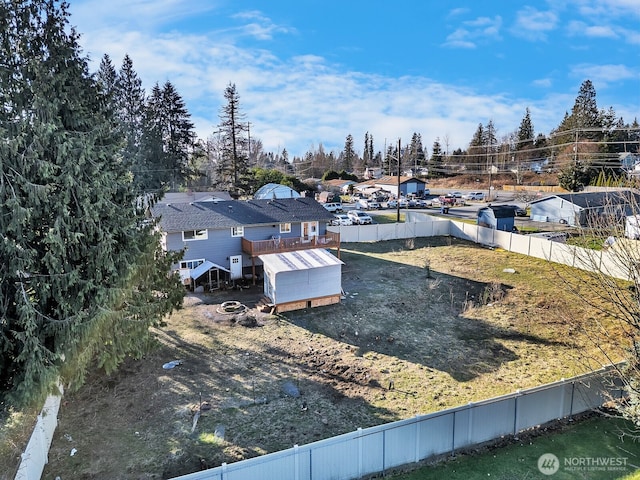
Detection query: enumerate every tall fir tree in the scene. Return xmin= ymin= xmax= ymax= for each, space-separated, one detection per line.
xmin=0 ymin=0 xmax=183 ymax=406
xmin=467 ymin=123 xmax=485 ymax=171
xmin=409 ymin=133 xmax=426 ymax=170
xmin=116 ymin=54 xmax=146 ymax=193
xmin=429 ymin=138 xmax=444 ymax=178
xmin=216 ymin=83 xmax=249 ymax=196
xmin=341 ymin=134 xmax=356 ymax=172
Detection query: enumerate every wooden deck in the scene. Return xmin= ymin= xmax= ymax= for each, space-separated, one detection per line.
xmin=241 ymin=232 xmax=340 ymax=257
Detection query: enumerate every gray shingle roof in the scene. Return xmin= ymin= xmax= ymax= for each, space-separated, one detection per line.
xmin=151 ymin=197 xmax=335 ymax=232
xmin=531 ymin=190 xmax=640 ymax=209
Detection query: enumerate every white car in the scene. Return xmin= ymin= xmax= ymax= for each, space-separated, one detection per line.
xmin=331 ymin=213 xmax=353 ymax=226
xmin=323 ymin=202 xmax=343 ymax=213
xmin=463 ymin=191 xmax=485 ymax=201
xmin=347 ymin=210 xmax=373 ymax=225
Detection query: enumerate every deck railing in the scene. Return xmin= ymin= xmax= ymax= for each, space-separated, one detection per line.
xmin=242 ymin=231 xmax=340 ymax=256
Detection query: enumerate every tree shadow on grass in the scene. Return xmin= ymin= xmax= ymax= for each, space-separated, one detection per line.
xmin=285 ymin=239 xmax=567 ymax=383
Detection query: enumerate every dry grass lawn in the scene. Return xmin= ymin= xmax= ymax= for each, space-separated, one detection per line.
xmin=20 ymin=237 xmax=624 ymax=479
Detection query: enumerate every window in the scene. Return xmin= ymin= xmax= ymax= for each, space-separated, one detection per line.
xmin=279 ymin=223 xmax=291 ymax=234
xmin=182 ymin=229 xmax=208 ymax=241
xmin=179 ymin=259 xmax=205 ymax=270
xmin=231 ymin=226 xmax=244 ymax=237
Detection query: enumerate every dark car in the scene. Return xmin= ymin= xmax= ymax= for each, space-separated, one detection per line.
xmin=504 ymin=205 xmax=528 ymax=217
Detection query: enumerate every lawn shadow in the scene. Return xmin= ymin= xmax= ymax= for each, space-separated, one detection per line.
xmin=285 ymin=238 xmax=566 ymax=383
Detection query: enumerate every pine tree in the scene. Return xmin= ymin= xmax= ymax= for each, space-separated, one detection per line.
xmin=161 ymin=81 xmax=196 ymax=190
xmin=0 ymin=0 xmax=183 ymax=406
xmin=572 ymin=80 xmax=601 ymax=140
xmin=467 ymin=123 xmax=485 ymax=171
xmin=429 ymin=138 xmax=444 ymax=178
xmin=341 ymin=134 xmax=357 ymax=172
xmin=409 ymin=133 xmax=426 ymax=170
xmin=216 ymin=83 xmax=249 ymax=196
xmin=116 ymin=55 xmax=146 ymax=193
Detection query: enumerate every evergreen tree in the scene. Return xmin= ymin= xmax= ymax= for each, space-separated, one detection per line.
xmin=161 ymin=81 xmax=196 ymax=190
xmin=0 ymin=0 xmax=183 ymax=406
xmin=363 ymin=132 xmax=374 ymax=167
xmin=96 ymin=54 xmax=118 ymax=106
xmin=429 ymin=138 xmax=444 ymax=178
xmin=341 ymin=134 xmax=357 ymax=172
xmin=216 ymin=83 xmax=249 ymax=195
xmin=467 ymin=123 xmax=485 ymax=171
xmin=140 ymin=81 xmax=195 ymax=192
xmin=572 ymin=80 xmax=601 ymax=140
xmin=409 ymin=132 xmax=426 ymax=170
xmin=116 ymin=55 xmax=146 ymax=193
xmin=515 ymin=108 xmax=535 ymax=160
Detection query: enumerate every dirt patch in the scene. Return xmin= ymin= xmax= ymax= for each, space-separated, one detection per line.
xmin=41 ymin=237 xmax=615 ymax=479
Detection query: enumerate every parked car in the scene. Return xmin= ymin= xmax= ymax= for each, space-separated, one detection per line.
xmin=331 ymin=213 xmax=353 ymax=226
xmin=387 ymin=198 xmax=408 ymax=209
xmin=355 ymin=198 xmax=372 ymax=210
xmin=463 ymin=191 xmax=486 ymax=201
xmin=503 ymin=205 xmax=528 ymax=217
xmin=323 ymin=202 xmax=343 ymax=213
xmin=347 ymin=210 xmax=373 ymax=225
xmin=449 ymin=191 xmax=463 ymax=198
xmin=367 ymin=200 xmax=382 ymax=209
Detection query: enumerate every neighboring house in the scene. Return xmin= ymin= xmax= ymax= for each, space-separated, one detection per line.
xmin=529 ymin=191 xmax=640 ymax=227
xmin=322 ymin=179 xmax=356 ymax=195
xmin=363 ymin=167 xmax=383 ymax=179
xmin=477 ymin=205 xmax=516 ymax=232
xmin=151 ymin=197 xmax=342 ymax=312
xmin=621 ymin=153 xmax=640 ymax=177
xmin=355 ymin=176 xmax=427 ymax=198
xmin=317 ymin=191 xmax=342 ymax=203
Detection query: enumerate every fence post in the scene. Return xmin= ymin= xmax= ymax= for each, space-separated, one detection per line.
xmin=569 ymin=381 xmax=576 ymax=418
xmin=358 ymin=427 xmax=363 ymax=478
xmin=451 ymin=411 xmax=456 ymax=456
xmin=513 ymin=390 xmax=520 ymax=435
xmin=414 ymin=416 xmax=420 ymax=463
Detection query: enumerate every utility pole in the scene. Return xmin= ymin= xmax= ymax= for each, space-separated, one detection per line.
xmin=397 ymin=138 xmax=401 ymax=223
xmin=247 ymin=122 xmax=251 ymax=164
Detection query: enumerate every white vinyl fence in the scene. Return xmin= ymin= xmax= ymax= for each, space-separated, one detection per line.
xmin=15 ymin=215 xmax=632 ymax=479
xmin=13 ymin=387 xmax=63 ymax=480
xmin=332 ymin=214 xmax=636 ymax=281
xmin=172 ymin=366 xmax=623 ymax=480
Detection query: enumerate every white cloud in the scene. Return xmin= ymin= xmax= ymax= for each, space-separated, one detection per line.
xmin=231 ymin=10 xmax=296 ymax=40
xmin=443 ymin=15 xmax=502 ymax=48
xmin=67 ymin=0 xmax=631 ymax=159
xmin=567 ymin=21 xmax=618 ymax=39
xmin=570 ymin=63 xmax=638 ymax=87
xmin=532 ymin=78 xmax=553 ymax=88
xmin=511 ymin=7 xmax=558 ymax=41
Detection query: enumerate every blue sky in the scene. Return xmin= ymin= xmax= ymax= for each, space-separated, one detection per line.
xmin=68 ymin=0 xmax=640 ymax=158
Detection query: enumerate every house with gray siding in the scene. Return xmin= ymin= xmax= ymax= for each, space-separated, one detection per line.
xmin=150 ymin=198 xmax=341 ymax=303
xmin=530 ymin=191 xmax=640 ymax=227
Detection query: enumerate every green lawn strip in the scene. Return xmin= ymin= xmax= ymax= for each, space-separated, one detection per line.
xmin=392 ymin=414 xmax=640 ymax=480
